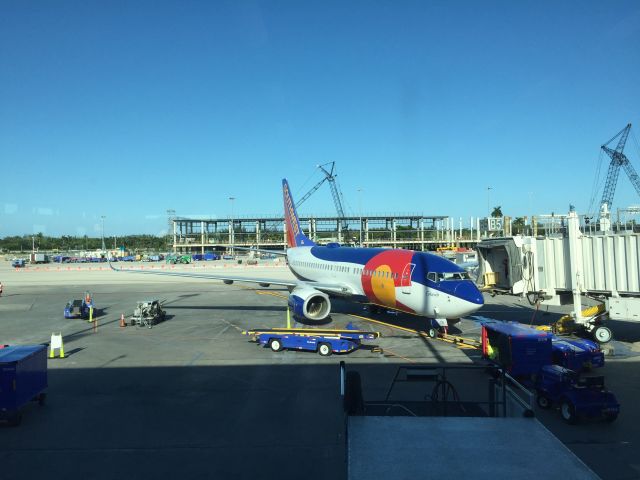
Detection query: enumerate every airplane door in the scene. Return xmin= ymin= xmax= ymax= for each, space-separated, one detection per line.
xmin=400 ymin=263 xmax=415 ymax=294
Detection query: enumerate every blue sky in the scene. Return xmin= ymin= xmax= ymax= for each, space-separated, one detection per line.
xmin=1 ymin=1 xmax=639 ymax=236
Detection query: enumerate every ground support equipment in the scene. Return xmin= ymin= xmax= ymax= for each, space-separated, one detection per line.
xmin=130 ymin=300 xmax=166 ymax=328
xmin=243 ymin=323 xmax=380 ymax=356
xmin=0 ymin=345 xmax=47 ymax=426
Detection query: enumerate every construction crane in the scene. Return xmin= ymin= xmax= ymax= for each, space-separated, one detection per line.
xmin=296 ymin=162 xmax=350 ymax=241
xmin=599 ymin=123 xmax=638 ymax=217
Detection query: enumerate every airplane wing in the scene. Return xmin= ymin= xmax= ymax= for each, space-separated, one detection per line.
xmin=109 ymin=261 xmax=297 ymax=287
xmin=108 ymin=261 xmax=355 ymax=296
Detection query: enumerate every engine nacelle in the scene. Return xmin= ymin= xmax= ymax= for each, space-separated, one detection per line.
xmin=288 ymin=286 xmax=331 ymax=321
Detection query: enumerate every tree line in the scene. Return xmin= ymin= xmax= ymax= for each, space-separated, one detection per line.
xmin=0 ymin=233 xmax=169 ymax=253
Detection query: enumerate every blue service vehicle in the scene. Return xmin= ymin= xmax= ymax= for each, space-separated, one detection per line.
xmin=64 ymin=292 xmax=96 ymax=319
xmin=11 ymin=259 xmax=25 ymax=268
xmin=245 ymin=323 xmax=380 ymax=356
xmin=0 ymin=345 xmax=48 ymax=426
xmin=193 ymin=253 xmax=220 ymax=261
xmin=552 ymin=337 xmax=604 ymax=371
xmin=482 ymin=321 xmax=619 ymax=424
xmin=535 ymin=365 xmax=619 ymax=424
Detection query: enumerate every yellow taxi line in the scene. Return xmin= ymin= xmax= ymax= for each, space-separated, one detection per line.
xmin=346 ymin=313 xmax=420 ymax=335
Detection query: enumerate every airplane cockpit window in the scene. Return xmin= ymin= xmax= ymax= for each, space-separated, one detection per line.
xmin=437 ymin=272 xmax=471 ymax=281
xmin=427 ymin=272 xmax=437 ymax=282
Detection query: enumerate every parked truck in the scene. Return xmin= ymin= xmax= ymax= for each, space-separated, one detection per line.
xmin=29 ymin=253 xmax=49 ymax=264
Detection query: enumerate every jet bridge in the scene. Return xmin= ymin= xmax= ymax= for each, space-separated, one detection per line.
xmin=477 ymin=210 xmax=640 ymax=342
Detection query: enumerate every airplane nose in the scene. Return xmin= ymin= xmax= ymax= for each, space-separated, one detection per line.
xmin=455 ymin=281 xmax=484 ymax=305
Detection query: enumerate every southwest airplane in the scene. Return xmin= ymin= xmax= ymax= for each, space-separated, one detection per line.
xmin=111 ymin=179 xmax=484 ymax=332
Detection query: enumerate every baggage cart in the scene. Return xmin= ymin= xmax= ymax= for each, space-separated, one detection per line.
xmin=0 ymin=345 xmax=47 ymax=426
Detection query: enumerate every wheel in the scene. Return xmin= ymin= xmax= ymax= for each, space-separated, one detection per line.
xmin=427 ymin=328 xmax=437 ymax=338
xmin=536 ymin=394 xmax=551 ymax=409
xmin=593 ymin=326 xmax=612 ymax=344
xmin=269 ymin=338 xmax=283 ymax=352
xmin=560 ymin=400 xmax=577 ymax=424
xmin=318 ymin=343 xmax=332 ymax=356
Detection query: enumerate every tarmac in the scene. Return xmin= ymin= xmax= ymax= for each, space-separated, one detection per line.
xmin=0 ymin=260 xmax=639 ymax=479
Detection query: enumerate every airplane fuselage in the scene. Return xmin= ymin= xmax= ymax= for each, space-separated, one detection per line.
xmin=286 ymin=245 xmax=483 ymax=320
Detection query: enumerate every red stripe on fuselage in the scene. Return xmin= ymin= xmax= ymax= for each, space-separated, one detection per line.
xmin=361 ymin=249 xmax=415 ymax=312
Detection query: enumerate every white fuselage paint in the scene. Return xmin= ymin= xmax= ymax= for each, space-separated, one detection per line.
xmin=286 ymin=247 xmax=479 ymax=319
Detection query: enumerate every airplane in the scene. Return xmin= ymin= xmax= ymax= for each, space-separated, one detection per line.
xmin=110 ymin=179 xmax=484 ymax=334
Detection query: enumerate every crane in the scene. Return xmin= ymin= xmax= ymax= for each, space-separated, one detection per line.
xmin=296 ymin=162 xmax=350 ymax=241
xmin=598 ymin=124 xmax=639 ymax=217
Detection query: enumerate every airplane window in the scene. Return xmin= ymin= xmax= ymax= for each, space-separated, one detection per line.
xmin=427 ymin=272 xmax=437 ymax=282
xmin=438 ymin=272 xmax=470 ymax=281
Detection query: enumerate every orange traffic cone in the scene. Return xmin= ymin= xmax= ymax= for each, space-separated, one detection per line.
xmin=119 ymin=313 xmax=126 ymax=328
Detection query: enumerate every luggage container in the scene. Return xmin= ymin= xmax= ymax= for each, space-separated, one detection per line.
xmin=0 ymin=345 xmax=48 ymax=426
xmin=482 ymin=321 xmax=552 ymax=376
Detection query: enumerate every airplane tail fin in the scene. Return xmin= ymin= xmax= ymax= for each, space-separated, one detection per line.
xmin=282 ymin=179 xmax=316 ymax=248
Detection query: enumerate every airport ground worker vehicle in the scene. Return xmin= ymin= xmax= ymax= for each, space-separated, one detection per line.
xmin=551 ymin=337 xmax=604 ymax=371
xmin=166 ymin=254 xmax=191 ymax=264
xmin=64 ymin=291 xmax=96 ymax=319
xmin=535 ymin=365 xmax=619 ymax=424
xmin=0 ymin=345 xmax=47 ymax=426
xmin=244 ymin=323 xmax=380 ymax=356
xmin=482 ymin=321 xmax=619 ymax=424
xmin=131 ymin=300 xmax=166 ymax=328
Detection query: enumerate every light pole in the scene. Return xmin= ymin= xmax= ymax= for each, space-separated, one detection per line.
xmin=357 ymin=188 xmax=363 ymax=247
xmin=487 ymin=187 xmax=492 ymax=218
xmin=101 ymin=216 xmax=106 ymax=253
xmin=229 ymin=197 xmax=236 ymax=256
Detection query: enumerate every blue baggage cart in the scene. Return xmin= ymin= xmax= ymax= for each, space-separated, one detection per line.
xmin=244 ymin=323 xmax=380 ymax=356
xmin=0 ymin=345 xmax=48 ymax=426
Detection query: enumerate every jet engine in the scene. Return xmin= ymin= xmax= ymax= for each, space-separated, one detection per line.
xmin=288 ymin=286 xmax=331 ymax=321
